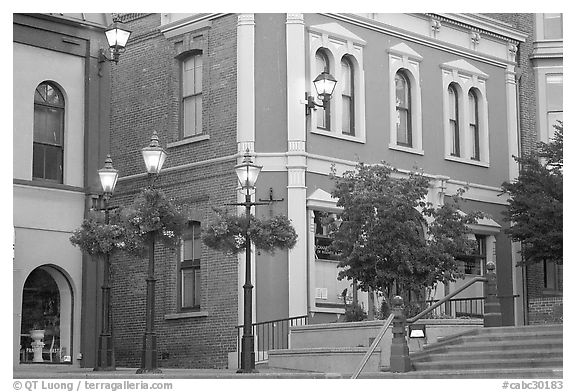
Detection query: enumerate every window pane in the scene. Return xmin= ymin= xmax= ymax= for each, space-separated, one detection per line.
xmin=342 ymin=96 xmax=351 ymax=134
xmin=397 ymin=108 xmax=408 ymax=145
xmin=547 ymin=112 xmax=563 ymax=140
xmin=546 ymin=75 xmax=563 ymax=112
xmin=194 ymin=56 xmax=203 ymax=93
xmin=468 ymin=92 xmax=477 ymax=123
xmin=183 ymin=65 xmax=194 ymax=96
xmin=395 ymin=74 xmax=408 ymax=108
xmin=194 ymin=269 xmax=201 ymax=306
xmin=44 ymin=145 xmax=62 ymax=182
xmin=195 ymin=95 xmax=202 ymax=135
xmin=182 ymin=269 xmax=196 ymax=308
xmin=183 ymin=97 xmax=196 ymax=138
xmin=33 ymin=144 xmax=44 ymax=178
xmin=183 ymin=238 xmax=193 ymax=261
xmin=315 ymin=51 xmax=329 ymax=129
xmin=543 ymin=13 xmax=562 ymax=40
xmin=450 ymin=120 xmax=459 ymax=156
xmin=193 ymin=225 xmax=202 ymax=260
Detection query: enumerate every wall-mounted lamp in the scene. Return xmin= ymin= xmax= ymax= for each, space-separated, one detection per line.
xmin=408 ymin=323 xmax=426 ymax=339
xmin=99 ymin=16 xmax=132 ymax=65
xmin=305 ymin=71 xmax=337 ymax=115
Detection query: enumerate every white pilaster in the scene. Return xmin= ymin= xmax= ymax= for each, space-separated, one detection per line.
xmin=236 ymin=14 xmax=256 ymax=326
xmin=237 ymin=13 xmax=255 ymax=154
xmin=286 ymin=13 xmax=308 ymax=317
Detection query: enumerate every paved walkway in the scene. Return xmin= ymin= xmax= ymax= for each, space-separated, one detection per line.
xmin=13 ymin=364 xmax=343 ymax=379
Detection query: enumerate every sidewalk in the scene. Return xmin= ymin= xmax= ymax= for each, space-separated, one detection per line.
xmin=13 ymin=364 xmax=344 ymax=379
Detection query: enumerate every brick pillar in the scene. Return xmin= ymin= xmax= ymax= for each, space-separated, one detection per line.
xmin=484 ymin=261 xmax=502 ymax=327
xmin=389 ymin=295 xmax=411 ymax=372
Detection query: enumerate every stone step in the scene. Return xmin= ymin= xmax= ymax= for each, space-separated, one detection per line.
xmin=418 ymin=338 xmax=563 ymax=355
xmin=412 ymin=357 xmax=563 ymax=371
xmin=361 ymin=368 xmax=563 ymax=379
xmin=412 ymin=348 xmax=563 ymax=362
xmin=430 ymin=332 xmax=562 ymax=348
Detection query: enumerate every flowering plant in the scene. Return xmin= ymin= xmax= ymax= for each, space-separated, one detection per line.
xmin=202 ymin=209 xmax=298 ymax=255
xmin=70 ymin=210 xmax=128 ymax=257
xmin=121 ymin=187 xmax=187 ymax=255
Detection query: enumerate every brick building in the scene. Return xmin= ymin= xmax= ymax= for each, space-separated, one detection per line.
xmin=86 ymin=13 xmax=534 ymax=369
xmin=486 ymin=13 xmax=563 ymax=324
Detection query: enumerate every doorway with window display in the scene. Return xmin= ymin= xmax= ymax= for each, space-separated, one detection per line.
xmin=19 ymin=266 xmax=72 ymax=364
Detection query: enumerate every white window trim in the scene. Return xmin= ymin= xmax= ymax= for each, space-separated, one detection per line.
xmin=308 ymin=24 xmax=366 ymax=143
xmin=388 ymin=43 xmax=424 ymax=155
xmin=441 ymin=60 xmax=490 ymax=166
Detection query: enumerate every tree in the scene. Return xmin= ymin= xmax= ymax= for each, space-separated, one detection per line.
xmin=328 ymin=162 xmax=481 ymax=302
xmin=502 ymin=123 xmax=563 ymax=265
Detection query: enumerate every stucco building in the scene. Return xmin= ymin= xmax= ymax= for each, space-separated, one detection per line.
xmin=13 ymin=13 xmax=117 ymax=367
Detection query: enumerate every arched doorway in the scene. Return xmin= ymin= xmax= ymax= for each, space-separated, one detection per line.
xmin=20 ymin=266 xmax=73 ymax=363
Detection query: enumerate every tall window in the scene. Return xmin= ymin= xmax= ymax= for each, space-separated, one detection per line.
xmin=546 ymin=74 xmax=563 ymax=140
xmin=395 ymin=71 xmax=412 ymax=147
xmin=315 ymin=50 xmax=330 ymax=130
xmin=341 ymin=56 xmax=355 ymax=136
xmin=448 ymin=84 xmax=460 ymax=157
xmin=33 ymin=82 xmax=64 ymax=183
xmin=179 ymin=222 xmax=201 ymax=310
xmin=469 ymin=90 xmax=480 ymax=160
xmin=460 ymin=235 xmax=486 ymax=275
xmin=182 ymin=53 xmax=203 ymax=138
xmin=543 ymin=13 xmax=563 ymax=40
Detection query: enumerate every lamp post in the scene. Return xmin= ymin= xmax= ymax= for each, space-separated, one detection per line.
xmin=100 ymin=16 xmax=132 ymax=64
xmin=136 ymin=131 xmax=167 ymax=374
xmin=94 ymin=154 xmax=119 ymax=371
xmin=305 ymin=71 xmax=338 ymax=114
xmin=234 ymin=150 xmax=262 ymax=373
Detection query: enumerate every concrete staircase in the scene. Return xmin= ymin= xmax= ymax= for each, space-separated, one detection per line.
xmin=406 ymin=324 xmax=563 ymax=378
xmin=267 ymin=323 xmax=562 ymax=378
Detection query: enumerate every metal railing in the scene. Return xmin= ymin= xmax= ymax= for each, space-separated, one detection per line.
xmin=414 ymin=296 xmax=485 ymax=319
xmin=236 ymin=315 xmax=308 ymax=365
xmin=351 ymin=275 xmax=490 ymax=379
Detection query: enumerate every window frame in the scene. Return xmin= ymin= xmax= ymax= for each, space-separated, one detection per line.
xmin=388 ymin=43 xmax=423 ymax=155
xmin=308 ymin=25 xmax=366 ymax=143
xmin=441 ymin=60 xmax=490 ymax=167
xmin=178 ymin=221 xmax=202 ymax=312
xmin=448 ymin=83 xmax=461 ymax=157
xmin=469 ymin=89 xmax=480 ymax=160
xmin=315 ymin=49 xmax=331 ymax=131
xmin=180 ymin=52 xmax=203 ymax=139
xmin=395 ymin=71 xmax=412 ymax=148
xmin=33 ymin=82 xmax=65 ymax=184
xmin=340 ymin=56 xmax=355 ymax=136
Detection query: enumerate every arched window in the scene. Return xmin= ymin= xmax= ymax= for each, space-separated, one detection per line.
xmin=448 ymin=84 xmax=460 ymax=157
xmin=395 ymin=71 xmax=412 ymax=147
xmin=341 ymin=56 xmax=355 ymax=135
xmin=468 ymin=90 xmax=480 ymax=160
xmin=182 ymin=53 xmax=203 ymax=138
xmin=315 ymin=50 xmax=330 ymax=130
xmin=33 ymin=82 xmax=64 ymax=183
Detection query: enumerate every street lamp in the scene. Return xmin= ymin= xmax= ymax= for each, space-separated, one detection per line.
xmin=305 ymin=71 xmax=338 ymax=115
xmin=235 ymin=150 xmax=262 ymax=373
xmin=136 ymin=131 xmax=167 ymax=374
xmin=99 ymin=16 xmax=132 ymax=64
xmin=94 ymin=155 xmax=119 ymax=371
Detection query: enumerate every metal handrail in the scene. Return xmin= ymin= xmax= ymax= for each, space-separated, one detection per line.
xmin=350 ymin=276 xmax=489 ymax=379
xmin=406 ymin=276 xmax=487 ymax=323
xmin=350 ymin=313 xmax=395 ymax=379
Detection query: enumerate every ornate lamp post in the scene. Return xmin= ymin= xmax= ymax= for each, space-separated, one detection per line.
xmin=100 ymin=16 xmax=132 ymax=64
xmin=94 ymin=155 xmax=119 ymax=371
xmin=234 ymin=150 xmax=262 ymax=373
xmin=136 ymin=131 xmax=167 ymax=374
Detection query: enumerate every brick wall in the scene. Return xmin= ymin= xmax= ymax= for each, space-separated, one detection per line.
xmin=528 ymin=297 xmax=563 ymax=325
xmin=108 ymin=13 xmax=240 ymax=368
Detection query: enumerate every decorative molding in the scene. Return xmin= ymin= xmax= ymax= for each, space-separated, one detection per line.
xmin=430 ymin=19 xmax=441 ymax=38
xmin=470 ymin=31 xmax=481 ymax=50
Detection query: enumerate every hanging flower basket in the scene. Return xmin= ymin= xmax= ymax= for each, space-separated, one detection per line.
xmin=121 ymin=187 xmax=187 ymax=255
xmin=202 ymin=209 xmax=297 ymax=255
xmin=69 ymin=210 xmax=127 ymax=258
